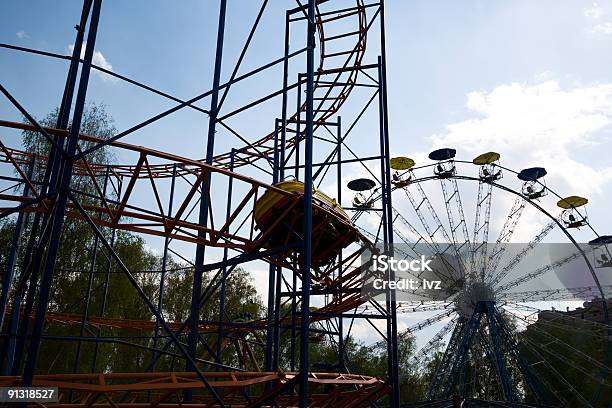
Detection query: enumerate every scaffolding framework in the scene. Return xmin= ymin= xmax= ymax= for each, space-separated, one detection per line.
xmin=0 ymin=1 xmax=400 ymax=406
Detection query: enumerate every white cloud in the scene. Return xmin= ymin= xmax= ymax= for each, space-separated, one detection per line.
xmin=16 ymin=30 xmax=29 ymax=39
xmin=585 ymin=3 xmax=603 ymax=19
xmin=591 ymin=21 xmax=612 ymax=34
xmin=533 ymin=71 xmax=556 ymax=82
xmin=583 ymin=2 xmax=612 ymax=35
xmin=430 ymin=79 xmax=612 ymax=197
xmin=68 ymin=43 xmax=117 ymax=82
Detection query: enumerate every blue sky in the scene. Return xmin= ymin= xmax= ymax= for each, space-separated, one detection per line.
xmin=3 ymin=1 xmax=611 ymax=195
xmin=2 ymin=1 xmax=612 ymax=344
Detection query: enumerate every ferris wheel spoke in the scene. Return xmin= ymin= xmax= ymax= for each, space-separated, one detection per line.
xmin=361 ymin=309 xmax=456 ymax=355
xmin=493 ymin=308 xmax=569 ymax=406
xmin=397 ymin=301 xmax=454 ymax=313
xmin=405 ymin=308 xmax=457 ymax=334
xmin=427 ymin=321 xmax=467 ymax=399
xmin=356 ymin=223 xmax=383 ymax=247
xmin=439 ymin=177 xmax=471 ymax=271
xmin=356 ymin=216 xmax=458 ymax=284
xmin=403 ymin=184 xmax=467 ymax=277
xmin=393 ymin=209 xmax=461 ymax=282
xmin=504 ymin=304 xmax=611 ymax=339
xmin=473 ymin=327 xmax=505 ymax=397
xmin=521 ymin=321 xmax=610 ymax=373
xmin=406 ymin=317 xmax=458 ymax=371
xmin=520 ymin=317 xmax=611 ymax=340
xmin=486 ymin=196 xmax=527 ymax=280
xmin=489 ymin=216 xmax=560 ymax=288
xmin=470 ymin=179 xmax=494 ymax=281
xmin=379 ymin=309 xmax=458 ymax=356
xmin=394 ymin=208 xmax=437 ymax=250
xmin=520 ymin=338 xmax=598 ymax=406
xmin=404 ymin=185 xmax=452 ymax=246
xmin=443 ymin=311 xmax=483 ymax=398
xmin=392 ymin=221 xmax=432 ymax=259
xmin=496 ymin=246 xmax=595 ymax=294
xmin=499 ymin=285 xmax=612 ymax=303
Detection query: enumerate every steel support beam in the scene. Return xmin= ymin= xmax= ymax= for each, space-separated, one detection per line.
xmin=22 ymin=0 xmax=103 ymax=386
xmin=187 ymin=0 xmax=227 ymax=403
xmin=298 ymin=1 xmax=316 ymax=406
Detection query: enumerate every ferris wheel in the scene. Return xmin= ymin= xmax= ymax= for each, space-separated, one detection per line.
xmin=347 ymin=148 xmax=612 ymax=406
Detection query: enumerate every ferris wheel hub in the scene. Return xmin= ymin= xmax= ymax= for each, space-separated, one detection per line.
xmin=456 ymin=281 xmax=496 ymax=319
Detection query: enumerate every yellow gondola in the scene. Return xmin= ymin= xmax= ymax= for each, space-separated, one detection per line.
xmin=557 ymin=196 xmax=589 ymax=228
xmin=472 ymin=152 xmax=500 ymax=165
xmin=557 ymin=196 xmax=588 ymax=209
xmin=390 ymin=156 xmax=415 ymax=170
xmin=254 ymin=180 xmax=358 ymax=267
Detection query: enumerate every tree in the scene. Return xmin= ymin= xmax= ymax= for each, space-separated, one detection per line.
xmin=1 ymin=103 xmax=265 ymax=375
xmin=520 ymin=306 xmax=612 ymax=407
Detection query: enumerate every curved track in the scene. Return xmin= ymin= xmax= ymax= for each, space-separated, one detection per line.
xmin=0 ymin=0 xmax=368 ymax=175
xmin=0 ymin=371 xmax=388 ymax=408
xmin=0 ymin=2 xmax=387 ymax=405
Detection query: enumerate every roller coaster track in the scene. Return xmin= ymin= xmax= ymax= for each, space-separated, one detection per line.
xmin=0 ymin=3 xmax=388 ymax=404
xmin=0 ymin=0 xmax=368 ymax=175
xmin=0 ymin=122 xmax=378 ymax=333
xmin=0 ymin=0 xmax=373 ymax=311
xmin=0 ymin=371 xmax=388 ymax=408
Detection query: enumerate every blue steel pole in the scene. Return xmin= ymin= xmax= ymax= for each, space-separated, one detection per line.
xmin=4 ymin=294 xmax=22 ymax=375
xmin=22 ymin=0 xmax=103 ymax=386
xmin=290 ymin=74 xmax=302 ymax=374
xmin=336 ymin=116 xmax=345 ymax=370
xmin=188 ymin=0 xmax=227 ymax=401
xmin=0 ymin=155 xmax=36 ymax=375
xmin=379 ymin=0 xmax=401 ymax=397
xmin=279 ymin=10 xmax=290 ymax=179
xmin=485 ymin=301 xmax=516 ymax=402
xmin=151 ymin=163 xmax=176 ymax=369
xmin=273 ymin=200 xmax=283 ymax=369
xmin=265 ymin=123 xmax=280 ymax=373
xmin=73 ymin=166 xmax=109 ymax=374
xmin=295 ymin=75 xmax=302 ymax=180
xmin=273 ymin=118 xmax=285 ymax=370
xmin=290 ymin=260 xmax=297 ymax=372
xmin=11 ymin=233 xmax=46 ymax=375
xmin=9 ymin=0 xmax=91 ymax=375
xmin=493 ymin=306 xmax=546 ymax=403
xmin=298 ymin=0 xmax=316 ymax=406
xmin=378 ymin=55 xmax=400 ymax=406
xmin=45 ymin=0 xmax=92 ymax=197
xmin=92 ymin=171 xmax=121 ymax=371
xmin=445 ymin=307 xmax=484 ymax=398
xmin=216 ymin=152 xmax=234 ymax=367
xmin=0 ymin=155 xmax=36 ymax=335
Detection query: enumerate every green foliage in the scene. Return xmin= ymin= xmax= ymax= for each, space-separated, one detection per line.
xmin=22 ymin=102 xmax=116 ymax=161
xmin=1 ymin=105 xmax=266 ymax=375
xmin=304 ymin=330 xmax=427 ymax=402
xmin=6 ymin=104 xmax=606 ymax=406
xmin=520 ymin=312 xmax=611 ymax=407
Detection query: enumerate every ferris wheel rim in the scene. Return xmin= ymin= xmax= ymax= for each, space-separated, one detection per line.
xmin=348 ymin=158 xmax=612 ymax=404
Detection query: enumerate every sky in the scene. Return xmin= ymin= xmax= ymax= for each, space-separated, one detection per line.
xmin=1 ymin=0 xmax=612 ymax=346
